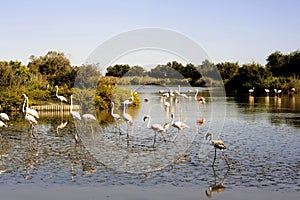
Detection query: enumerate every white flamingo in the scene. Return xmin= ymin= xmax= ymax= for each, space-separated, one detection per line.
xmin=25 ymin=113 xmax=38 ymax=137
xmin=143 ymin=115 xmax=167 ymax=147
xmin=0 ymin=113 xmax=9 ymax=121
xmin=23 ymin=94 xmax=39 ymax=119
xmin=70 ymin=95 xmax=81 ymax=143
xmin=195 ymin=89 xmax=206 ymax=103
xmin=55 ymin=85 xmax=68 ymax=103
xmin=248 ymin=87 xmax=255 ymax=95
xmin=0 ymin=113 xmax=9 ymax=127
xmin=82 ymin=114 xmax=97 ymax=121
xmin=206 ymin=132 xmax=230 ymax=168
xmin=123 ymin=90 xmax=136 ymax=106
xmin=170 ymin=112 xmax=189 ymax=142
xmin=122 ymin=101 xmax=133 ymax=138
xmin=163 ymin=96 xmax=170 ymax=108
xmin=0 ymin=120 xmax=7 ymax=127
xmin=111 ymin=102 xmax=121 ymax=133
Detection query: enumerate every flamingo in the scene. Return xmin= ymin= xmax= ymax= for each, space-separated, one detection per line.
xmin=82 ymin=114 xmax=97 ymax=121
xmin=111 ymin=102 xmax=121 ymax=121
xmin=206 ymin=132 xmax=230 ymax=168
xmin=70 ymin=95 xmax=81 ymax=143
xmin=55 ymin=85 xmax=68 ymax=103
xmin=70 ymin=95 xmax=81 ymax=121
xmin=195 ymin=89 xmax=206 ymax=103
xmin=0 ymin=113 xmax=9 ymax=127
xmin=0 ymin=120 xmax=7 ymax=127
xmin=143 ymin=115 xmax=167 ymax=147
xmin=23 ymin=94 xmax=39 ymax=119
xmin=123 ymin=90 xmax=135 ymax=106
xmin=163 ymin=96 xmax=170 ymax=108
xmin=122 ymin=101 xmax=133 ymax=138
xmin=111 ymin=102 xmax=121 ymax=133
xmin=170 ymin=112 xmax=189 ymax=142
xmin=248 ymin=87 xmax=255 ymax=96
xmin=265 ymin=88 xmax=270 ymax=96
xmin=25 ymin=113 xmax=38 ymax=136
xmin=0 ymin=113 xmax=9 ymax=121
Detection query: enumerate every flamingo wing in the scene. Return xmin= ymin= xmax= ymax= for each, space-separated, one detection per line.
xmin=0 ymin=120 xmax=7 ymax=127
xmin=71 ymin=111 xmax=81 ymax=120
xmin=82 ymin=114 xmax=96 ymax=120
xmin=0 ymin=113 xmax=9 ymax=121
xmin=212 ymin=139 xmax=226 ymax=150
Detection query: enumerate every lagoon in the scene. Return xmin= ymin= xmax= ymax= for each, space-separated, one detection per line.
xmin=0 ymin=86 xmax=299 ymax=199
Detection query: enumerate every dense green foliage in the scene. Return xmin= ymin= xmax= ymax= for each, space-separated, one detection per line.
xmin=1 ymin=50 xmax=299 ymax=112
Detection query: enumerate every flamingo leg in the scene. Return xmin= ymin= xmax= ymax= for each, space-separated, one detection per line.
xmin=212 ymin=148 xmax=217 ymax=167
xmin=222 ymin=151 xmax=230 ymax=169
xmin=153 ymin=132 xmax=157 ymax=147
xmin=172 ymin=130 xmax=180 ymax=142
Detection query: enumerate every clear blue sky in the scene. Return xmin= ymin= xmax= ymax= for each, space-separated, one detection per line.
xmin=1 ymin=0 xmax=299 ymax=66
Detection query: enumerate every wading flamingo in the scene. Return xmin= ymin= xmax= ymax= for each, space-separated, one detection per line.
xmin=55 ymin=85 xmax=68 ymax=103
xmin=143 ymin=115 xmax=167 ymax=147
xmin=206 ymin=132 xmax=230 ymax=168
xmin=170 ymin=112 xmax=189 ymax=142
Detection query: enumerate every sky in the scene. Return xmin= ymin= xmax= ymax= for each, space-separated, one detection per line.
xmin=1 ymin=0 xmax=299 ymax=67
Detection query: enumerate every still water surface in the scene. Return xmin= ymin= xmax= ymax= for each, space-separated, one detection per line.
xmin=0 ymin=86 xmax=299 ymax=197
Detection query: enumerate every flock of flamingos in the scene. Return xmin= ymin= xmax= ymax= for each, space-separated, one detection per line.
xmin=0 ymin=85 xmax=230 ymax=168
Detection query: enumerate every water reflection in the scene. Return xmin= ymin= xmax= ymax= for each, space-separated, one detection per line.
xmin=236 ymin=94 xmax=300 ymax=128
xmin=0 ymin=87 xmax=299 ymax=192
xmin=205 ymin=167 xmax=230 ymax=198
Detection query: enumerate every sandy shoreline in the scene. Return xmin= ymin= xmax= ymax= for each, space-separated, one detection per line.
xmin=0 ymin=184 xmax=299 ymax=200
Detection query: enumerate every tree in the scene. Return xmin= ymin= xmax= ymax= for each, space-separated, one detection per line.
xmin=266 ymin=51 xmax=285 ymax=77
xmin=226 ymin=62 xmax=273 ymax=94
xmin=126 ymin=65 xmax=145 ymax=76
xmin=74 ymin=64 xmax=101 ymax=89
xmin=266 ymin=50 xmax=300 ymax=77
xmin=216 ymin=62 xmax=239 ymax=84
xmin=28 ymin=51 xmax=74 ymax=87
xmin=105 ymin=64 xmax=130 ymax=77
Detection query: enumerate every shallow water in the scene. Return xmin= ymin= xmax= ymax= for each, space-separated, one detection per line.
xmin=0 ymin=86 xmax=299 ymax=199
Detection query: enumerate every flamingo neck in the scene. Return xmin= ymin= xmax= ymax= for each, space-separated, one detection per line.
xmin=123 ymin=103 xmax=126 ymax=114
xmin=195 ymin=90 xmax=198 ymax=99
xmin=70 ymin=96 xmax=73 ymax=112
xmin=111 ymin=104 xmax=115 ymax=115
xmin=56 ymin=87 xmax=59 ymax=97
xmin=170 ymin=115 xmax=175 ymax=125
xmin=22 ymin=98 xmax=27 ymax=113
xmin=146 ymin=117 xmax=151 ymax=129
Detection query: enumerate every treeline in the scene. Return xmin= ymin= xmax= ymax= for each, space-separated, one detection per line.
xmin=106 ymin=50 xmax=300 ymax=95
xmin=0 ymin=51 xmax=134 ymax=111
xmin=1 ymin=50 xmax=299 ymax=111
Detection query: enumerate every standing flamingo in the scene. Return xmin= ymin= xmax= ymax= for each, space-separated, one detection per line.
xmin=25 ymin=113 xmax=38 ymax=137
xmin=0 ymin=120 xmax=7 ymax=127
xmin=23 ymin=94 xmax=39 ymax=119
xmin=143 ymin=115 xmax=167 ymax=147
xmin=82 ymin=114 xmax=96 ymax=121
xmin=0 ymin=113 xmax=9 ymax=121
xmin=55 ymin=85 xmax=68 ymax=103
xmin=195 ymin=89 xmax=206 ymax=103
xmin=170 ymin=112 xmax=189 ymax=142
xmin=206 ymin=132 xmax=230 ymax=168
xmin=111 ymin=102 xmax=121 ymax=133
xmin=0 ymin=113 xmax=9 ymax=127
xmin=22 ymin=95 xmax=39 ymax=136
xmin=122 ymin=101 xmax=133 ymax=138
xmin=70 ymin=95 xmax=81 ymax=143
xmin=249 ymin=87 xmax=255 ymax=96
